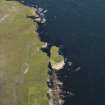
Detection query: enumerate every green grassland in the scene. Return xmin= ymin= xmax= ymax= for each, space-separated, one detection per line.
xmin=0 ymin=0 xmax=48 ymax=105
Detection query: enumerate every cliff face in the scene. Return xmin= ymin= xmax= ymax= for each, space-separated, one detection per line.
xmin=0 ymin=1 xmax=48 ymax=105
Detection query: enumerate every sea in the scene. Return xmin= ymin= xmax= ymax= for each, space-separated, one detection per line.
xmin=17 ymin=0 xmax=105 ymax=105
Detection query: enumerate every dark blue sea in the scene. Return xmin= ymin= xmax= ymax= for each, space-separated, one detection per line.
xmin=18 ymin=0 xmax=105 ymax=105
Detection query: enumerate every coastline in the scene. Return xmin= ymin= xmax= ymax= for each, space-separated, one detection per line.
xmin=32 ymin=6 xmax=65 ymax=105
xmin=0 ymin=0 xmax=66 ymax=105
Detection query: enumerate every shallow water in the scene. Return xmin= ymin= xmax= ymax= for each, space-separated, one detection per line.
xmin=18 ymin=0 xmax=105 ymax=105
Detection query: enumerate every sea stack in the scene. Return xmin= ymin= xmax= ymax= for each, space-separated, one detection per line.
xmin=50 ymin=46 xmax=65 ymax=70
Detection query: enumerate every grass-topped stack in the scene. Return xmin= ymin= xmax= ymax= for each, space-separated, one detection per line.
xmin=50 ymin=46 xmax=65 ymax=70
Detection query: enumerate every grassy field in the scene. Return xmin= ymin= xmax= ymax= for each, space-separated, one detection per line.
xmin=0 ymin=0 xmax=48 ymax=105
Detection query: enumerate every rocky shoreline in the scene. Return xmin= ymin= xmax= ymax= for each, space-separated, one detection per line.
xmin=47 ymin=63 xmax=64 ymax=105
xmin=29 ymin=6 xmax=66 ymax=105
xmin=34 ymin=7 xmax=66 ymax=105
xmin=42 ymin=45 xmax=65 ymax=105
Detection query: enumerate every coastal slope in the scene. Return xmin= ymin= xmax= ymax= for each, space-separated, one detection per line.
xmin=0 ymin=0 xmax=48 ymax=105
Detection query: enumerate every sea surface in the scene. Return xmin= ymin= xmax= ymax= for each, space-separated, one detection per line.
xmin=18 ymin=0 xmax=105 ymax=105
